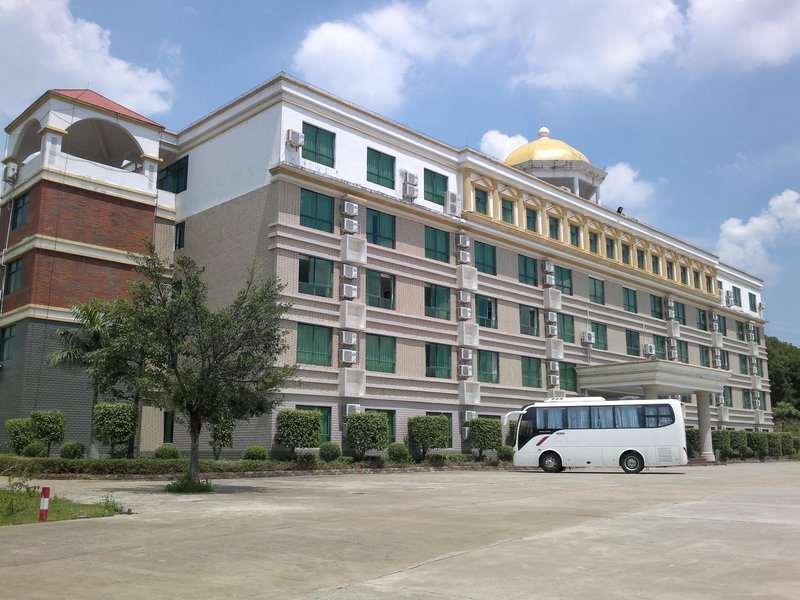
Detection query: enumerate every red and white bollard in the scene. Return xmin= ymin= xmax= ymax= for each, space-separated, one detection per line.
xmin=39 ymin=487 xmax=50 ymax=522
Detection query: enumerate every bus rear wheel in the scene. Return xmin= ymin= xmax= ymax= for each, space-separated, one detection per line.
xmin=540 ymin=452 xmax=562 ymax=473
xmin=620 ymin=451 xmax=644 ymax=474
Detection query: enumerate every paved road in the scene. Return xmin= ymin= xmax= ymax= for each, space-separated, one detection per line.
xmin=1 ymin=463 xmax=798 ymax=599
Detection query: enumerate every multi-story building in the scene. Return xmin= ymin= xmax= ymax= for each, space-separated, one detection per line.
xmin=0 ymin=74 xmax=770 ymax=460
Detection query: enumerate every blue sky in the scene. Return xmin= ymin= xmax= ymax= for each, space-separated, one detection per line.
xmin=2 ymin=0 xmax=799 ymax=344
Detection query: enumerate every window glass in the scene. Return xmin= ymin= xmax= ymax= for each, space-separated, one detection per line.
xmin=5 ymin=259 xmax=23 ymax=294
xmin=567 ymin=407 xmax=591 ymax=429
xmin=475 ymin=188 xmax=488 ymax=214
xmin=521 ymin=357 xmax=541 ymax=387
xmin=557 ymin=314 xmax=575 ymax=343
xmin=525 ymin=208 xmax=537 ymax=231
xmin=11 ymin=193 xmax=29 ymax=229
xmin=366 ymin=409 xmax=396 ymax=443
xmin=559 ymin=362 xmax=577 ymax=391
xmin=366 ymin=148 xmax=395 ymax=188
xmin=519 ymin=305 xmax=540 ymax=336
xmin=366 ymin=270 xmax=395 ymax=309
xmin=501 ymin=199 xmax=514 ymax=223
xmin=554 ymin=266 xmax=572 ymax=295
xmin=615 ymin=406 xmax=641 ymax=428
xmin=157 ymin=156 xmax=189 ymax=193
xmin=621 ymin=244 xmax=631 ymax=265
xmin=589 ymin=277 xmax=605 ymax=304
xmin=591 ymin=406 xmax=614 ymax=428
xmin=626 ymin=330 xmax=641 ymax=356
xmin=424 ymin=284 xmax=450 ymax=319
xmin=424 ymin=169 xmax=448 ymax=205
xmin=548 ymin=216 xmax=560 ymax=240
xmin=425 ymin=343 xmax=451 ymax=378
xmin=477 ymin=350 xmax=499 ymax=383
xmin=623 ymin=287 xmax=637 ymax=313
xmin=424 ymin=227 xmax=449 ymax=262
xmin=518 ymin=255 xmax=537 ymax=285
xmin=296 ymin=324 xmax=332 ymax=366
xmin=569 ymin=225 xmax=580 ymax=247
xmin=591 ymin=322 xmax=608 ymax=350
xmin=0 ymin=325 xmax=16 ymax=361
xmin=637 ymin=249 xmax=646 ymax=269
xmin=366 ymin=209 xmax=395 ymax=248
xmin=476 ymin=295 xmax=498 ymax=328
xmin=174 ymin=222 xmax=185 ymax=250
xmin=297 ymin=405 xmax=332 ymax=444
xmin=298 ymin=256 xmax=333 ymax=297
xmin=474 ymin=241 xmax=497 ymax=275
xmin=588 ymin=232 xmax=598 ymax=253
xmin=299 ymin=189 xmax=334 ymax=232
xmin=650 ymin=295 xmax=663 ymax=319
xmin=605 ymin=239 xmax=616 ymax=259
xmin=302 ymin=123 xmax=335 ymax=167
xmin=366 ymin=334 xmax=396 ymax=372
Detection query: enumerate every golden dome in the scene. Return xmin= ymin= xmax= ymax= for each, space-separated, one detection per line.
xmin=504 ymin=126 xmax=590 ymax=165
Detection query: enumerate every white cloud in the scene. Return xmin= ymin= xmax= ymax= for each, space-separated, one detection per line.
xmin=0 ymin=0 xmax=174 ymax=116
xmin=684 ymin=0 xmax=800 ymax=70
xmin=716 ymin=189 xmax=800 ymax=278
xmin=601 ymin=162 xmax=658 ymax=215
xmin=480 ymin=130 xmax=528 ymax=161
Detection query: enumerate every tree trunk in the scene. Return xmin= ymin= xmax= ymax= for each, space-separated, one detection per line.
xmin=188 ymin=416 xmax=202 ymax=483
xmin=127 ymin=390 xmax=141 ymax=459
xmin=88 ymin=385 xmax=100 ymax=459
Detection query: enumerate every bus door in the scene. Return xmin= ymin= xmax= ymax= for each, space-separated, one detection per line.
xmin=535 ymin=407 xmax=571 ymax=464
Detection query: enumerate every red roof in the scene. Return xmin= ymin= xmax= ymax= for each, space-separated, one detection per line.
xmin=50 ymin=89 xmax=163 ymax=128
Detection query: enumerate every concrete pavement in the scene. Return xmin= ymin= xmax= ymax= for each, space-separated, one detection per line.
xmin=1 ymin=462 xmax=798 ymax=599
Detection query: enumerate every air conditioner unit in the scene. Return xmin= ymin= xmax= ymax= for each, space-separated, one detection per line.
xmin=668 ymin=349 xmax=678 ymax=360
xmin=666 ymin=309 xmax=676 ymax=320
xmin=643 ymin=343 xmax=656 ymax=357
xmin=725 ymin=291 xmax=733 ymax=306
xmin=345 ymin=403 xmax=363 ymax=416
xmin=666 ymin=298 xmax=675 ymax=309
xmin=546 ymin=324 xmax=558 ymax=337
xmin=446 ymin=192 xmax=461 ymax=216
xmin=458 ymin=348 xmax=473 ymax=361
xmin=711 ymin=312 xmax=719 ymax=322
xmin=458 ymin=364 xmax=473 ymax=378
xmin=457 ymin=290 xmax=472 ymax=304
xmin=581 ymin=331 xmax=596 ymax=345
xmin=457 ymin=250 xmax=471 ymax=264
xmin=712 ymin=358 xmax=721 ymax=369
xmin=749 ymin=356 xmax=759 ymax=367
xmin=547 ymin=375 xmax=560 ymax=387
xmin=340 ymin=331 xmax=358 ymax=346
xmin=543 ymin=260 xmax=555 ymax=274
xmin=746 ymin=333 xmax=754 ymax=342
xmin=711 ymin=322 xmax=719 ymax=332
xmin=539 ymin=274 xmax=552 ymax=287
xmin=547 ymin=361 xmax=559 ymax=372
xmin=342 ymin=218 xmax=359 ymax=234
xmin=545 ymin=311 xmax=557 ymax=323
xmin=457 ymin=307 xmax=472 ymax=320
xmin=402 ymin=170 xmax=419 ymax=186
xmin=339 ymin=349 xmax=358 ymax=364
xmin=402 ymin=182 xmax=418 ymax=200
xmin=342 ymin=200 xmax=359 ymax=217
xmin=286 ymin=129 xmax=304 ymax=148
xmin=341 ymin=284 xmax=358 ymax=299
xmin=463 ymin=410 xmax=478 ymax=423
xmin=668 ymin=338 xmax=677 ymax=349
xmin=341 ymin=264 xmax=358 ymax=279
xmin=456 ymin=234 xmax=470 ymax=248
xmin=2 ymin=163 xmax=18 ymax=183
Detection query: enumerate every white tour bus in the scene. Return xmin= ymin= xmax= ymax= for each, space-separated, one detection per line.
xmin=504 ymin=396 xmax=688 ymax=473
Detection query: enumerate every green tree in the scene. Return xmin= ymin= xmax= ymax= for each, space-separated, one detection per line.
xmin=29 ymin=409 xmax=66 ymax=457
xmin=345 ymin=412 xmax=388 ymax=459
xmin=275 ymin=410 xmax=320 ymax=457
xmin=772 ymin=402 xmax=800 ymax=432
xmin=407 ymin=415 xmax=449 ymax=460
xmin=766 ymin=336 xmax=800 ymax=409
xmin=467 ymin=417 xmax=502 ymax=459
xmin=209 ymin=415 xmax=236 ymax=460
xmin=93 ymin=403 xmax=137 ymax=457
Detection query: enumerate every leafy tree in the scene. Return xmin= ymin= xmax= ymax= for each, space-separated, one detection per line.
xmin=209 ymin=415 xmax=236 ymax=460
xmin=766 ymin=336 xmax=800 ymax=409
xmin=29 ymin=409 xmax=66 ymax=457
xmin=345 ymin=412 xmax=388 ymax=459
xmin=772 ymin=402 xmax=800 ymax=431
xmin=93 ymin=403 xmax=137 ymax=457
xmin=5 ymin=418 xmax=35 ymax=455
xmin=407 ymin=415 xmax=449 ymax=460
xmin=275 ymin=410 xmax=320 ymax=457
xmin=467 ymin=417 xmax=502 ymax=459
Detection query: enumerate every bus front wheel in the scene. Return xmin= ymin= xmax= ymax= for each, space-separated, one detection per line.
xmin=540 ymin=452 xmax=562 ymax=473
xmin=620 ymin=451 xmax=644 ymax=474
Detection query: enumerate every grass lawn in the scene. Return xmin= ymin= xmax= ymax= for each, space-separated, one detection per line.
xmin=0 ymin=489 xmax=123 ymax=526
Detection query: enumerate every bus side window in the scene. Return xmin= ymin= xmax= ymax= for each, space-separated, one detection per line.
xmin=614 ymin=405 xmax=641 ymax=428
xmin=591 ymin=406 xmax=613 ymax=428
xmin=536 ymin=407 xmax=564 ymax=433
xmin=567 ymin=406 xmax=590 ymax=429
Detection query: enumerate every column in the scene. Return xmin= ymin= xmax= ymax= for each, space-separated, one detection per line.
xmin=695 ymin=392 xmax=715 ymax=461
xmin=642 ymin=385 xmax=659 ymax=400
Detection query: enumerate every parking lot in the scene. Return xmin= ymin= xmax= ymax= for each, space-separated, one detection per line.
xmin=1 ymin=462 xmax=799 ymax=599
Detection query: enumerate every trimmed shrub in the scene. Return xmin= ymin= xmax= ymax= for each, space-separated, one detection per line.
xmin=794 ymin=437 xmax=800 ymax=453
xmin=445 ymin=452 xmax=472 ymax=463
xmin=319 ymin=441 xmax=341 ymax=462
xmin=209 ymin=416 xmax=236 ymax=460
xmin=362 ymin=455 xmax=385 ymax=469
xmin=274 ymin=410 xmax=321 ymax=457
xmin=165 ymin=474 xmax=213 ymax=493
xmin=5 ymin=418 xmax=35 ymax=455
xmin=23 ymin=442 xmax=47 ymax=457
xmin=94 ymin=403 xmax=137 ymax=457
xmin=242 ymin=446 xmax=268 ymax=461
xmin=747 ymin=431 xmax=769 ymax=459
xmin=345 ymin=412 xmax=389 ymax=459
xmin=467 ymin=418 xmax=502 ymax=459
xmin=767 ymin=433 xmax=782 ymax=458
xmin=427 ymin=453 xmax=446 ymax=467
xmin=29 ymin=409 xmax=66 ymax=456
xmin=407 ymin=415 xmax=449 ymax=460
xmin=729 ymin=430 xmax=751 ymax=459
xmin=505 ymin=419 xmax=517 ymax=447
xmin=685 ymin=428 xmax=700 ymax=459
xmin=711 ymin=429 xmax=732 ymax=461
xmin=778 ymin=433 xmax=796 ymax=456
xmin=59 ymin=440 xmax=85 ymax=459
xmin=497 ymin=445 xmax=514 ymax=462
xmin=387 ymin=442 xmax=411 ymax=463
xmin=296 ymin=453 xmax=317 ymax=469
xmin=154 ymin=445 xmax=181 ymax=460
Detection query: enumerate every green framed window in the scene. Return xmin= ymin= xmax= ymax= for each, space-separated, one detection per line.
xmin=742 ymin=388 xmax=751 ymax=409
xmin=519 ymin=305 xmax=540 ymax=336
xmin=558 ymin=314 xmax=575 ymax=343
xmin=559 ymin=362 xmax=577 ymax=392
xmin=739 ymin=354 xmax=748 ymax=375
xmin=693 ymin=271 xmax=701 ymax=289
xmin=299 ymin=188 xmax=334 ymax=232
xmin=650 ymin=295 xmax=664 ymax=319
xmin=4 ymin=259 xmax=22 ymax=294
xmin=478 ymin=350 xmax=499 ymax=383
xmin=174 ymin=222 xmax=185 ymax=250
xmin=677 ymin=340 xmax=689 ymax=363
xmin=697 ymin=309 xmax=708 ymax=331
xmin=474 ymin=241 xmax=496 ymax=275
xmin=591 ymin=322 xmax=608 ymax=350
xmin=366 ymin=209 xmax=395 ymax=248
xmin=425 ymin=343 xmax=451 ymax=378
xmin=424 ymin=169 xmax=448 ymax=205
xmin=752 ymin=326 xmax=761 ymax=344
xmin=554 ymin=266 xmax=572 ymax=295
xmin=736 ymin=321 xmax=745 ymax=341
xmin=501 ymin=199 xmax=514 ymax=223
xmin=749 ymin=292 xmax=757 ymax=312
xmin=569 ymin=225 xmax=580 ymax=247
xmin=732 ymin=286 xmax=742 ymax=307
xmin=605 ymin=238 xmax=616 ymax=260
xmin=674 ymin=302 xmax=686 ymax=325
xmin=623 ymin=287 xmax=637 ymax=313
xmin=588 ymin=232 xmax=599 ymax=253
xmin=521 ymin=357 xmax=541 ymax=388
xmin=425 ymin=226 xmax=449 ymax=262
xmin=424 ymin=284 xmax=450 ymax=320
xmin=651 ymin=256 xmax=661 ymax=275
xmin=298 ymin=255 xmax=333 ymax=297
xmin=548 ymin=216 xmax=560 ymax=240
xmin=0 ymin=325 xmax=15 ymax=361
xmin=718 ymin=315 xmax=727 ymax=336
xmin=11 ymin=193 xmax=29 ymax=229
xmin=297 ymin=405 xmax=332 ymax=444
xmin=653 ymin=334 xmax=666 ymax=359
xmin=588 ymin=277 xmax=605 ymax=304
xmin=518 ymin=255 xmax=537 ymax=285
xmin=366 ymin=270 xmax=395 ymax=309
xmin=706 ymin=276 xmax=714 ymax=294
xmin=700 ymin=345 xmax=710 ymax=367
xmin=366 ymin=409 xmax=396 ymax=444
xmin=476 ymin=295 xmax=497 ymax=328
xmin=367 ymin=148 xmax=395 ymax=188
xmin=625 ymin=330 xmax=641 ymax=356
xmin=157 ymin=156 xmax=189 ymax=193
xmin=475 ymin=188 xmax=488 ymax=215
xmin=425 ymin=411 xmax=453 ymax=447
xmin=622 ymin=244 xmax=631 ymax=265
xmin=296 ymin=324 xmax=332 ymax=366
xmin=525 ymin=208 xmax=537 ymax=232
xmin=666 ymin=261 xmax=675 ymax=280
xmin=366 ymin=334 xmax=396 ymax=373
xmin=680 ymin=265 xmax=688 ymax=284
xmin=636 ymin=249 xmax=646 ymax=269
xmin=302 ymin=123 xmax=335 ymax=167
xmin=721 ymin=350 xmax=730 ymax=371
xmin=722 ymin=386 xmax=732 ymax=407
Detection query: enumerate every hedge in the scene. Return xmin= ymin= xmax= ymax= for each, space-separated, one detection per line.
xmin=778 ymin=432 xmax=796 ymax=456
xmin=94 ymin=403 xmax=137 ymax=456
xmin=767 ymin=433 xmax=783 ymax=458
xmin=345 ymin=412 xmax=388 ymax=458
xmin=274 ymin=410 xmax=320 ymax=456
xmin=747 ymin=431 xmax=769 ymax=459
xmin=467 ymin=418 xmax=502 ymax=459
xmin=711 ymin=429 xmax=732 ymax=460
xmin=685 ymin=428 xmax=700 ymax=458
xmin=407 ymin=415 xmax=449 ymax=460
xmin=729 ymin=430 xmax=752 ymax=459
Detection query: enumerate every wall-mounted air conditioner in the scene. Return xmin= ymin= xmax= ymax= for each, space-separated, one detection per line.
xmin=2 ymin=163 xmax=18 ymax=183
xmin=458 ymin=365 xmax=473 ymax=378
xmin=341 ymin=284 xmax=358 ymax=299
xmin=340 ymin=349 xmax=358 ymax=364
xmin=547 ymin=361 xmax=559 ymax=372
xmin=544 ymin=274 xmax=555 ymax=287
xmin=402 ymin=183 xmax=418 ymax=200
xmin=402 ymin=171 xmax=419 ymax=186
xmin=643 ymin=344 xmax=656 ymax=357
xmin=547 ymin=375 xmax=560 ymax=387
xmin=340 ymin=331 xmax=358 ymax=346
xmin=457 ymin=290 xmax=471 ymax=304
xmin=456 ymin=234 xmax=470 ymax=248
xmin=457 ymin=307 xmax=472 ymax=320
xmin=341 ymin=264 xmax=358 ymax=279
xmin=463 ymin=410 xmax=478 ymax=423
xmin=545 ymin=324 xmax=558 ymax=337
xmin=668 ymin=349 xmax=678 ymax=360
xmin=545 ymin=311 xmax=557 ymax=323
xmin=457 ymin=250 xmax=471 ymax=264
xmin=342 ymin=218 xmax=359 ymax=234
xmin=543 ymin=260 xmax=555 ymax=274
xmin=581 ymin=331 xmax=596 ymax=345
xmin=342 ymin=200 xmax=359 ymax=217
xmin=346 ymin=403 xmax=363 ymax=416
xmin=458 ymin=348 xmax=473 ymax=361
xmin=446 ymin=192 xmax=461 ymax=216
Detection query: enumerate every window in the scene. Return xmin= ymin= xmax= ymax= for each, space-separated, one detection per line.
xmin=525 ymin=208 xmax=537 ymax=231
xmin=706 ymin=276 xmax=714 ymax=294
xmin=501 ymin=199 xmax=514 ymax=223
xmin=300 ymin=188 xmax=334 ymax=232
xmin=569 ymin=225 xmax=580 ymax=247
xmin=302 ymin=123 xmax=335 ymax=167
xmin=653 ymin=334 xmax=667 ymax=359
xmin=296 ymin=324 xmax=332 ymax=366
xmin=518 ymin=255 xmax=537 ymax=285
xmin=366 ymin=334 xmax=396 ymax=373
xmin=623 ymin=287 xmax=638 ymax=313
xmin=548 ymin=216 xmax=560 ymax=240
xmin=757 ymin=358 xmax=764 ymax=376
xmin=666 ymin=261 xmax=675 ymax=280
xmin=588 ymin=278 xmax=605 ymax=304
xmin=424 ymin=284 xmax=450 ymax=320
xmin=674 ymin=301 xmax=686 ymax=325
xmin=4 ymin=259 xmax=22 ymax=294
xmin=298 ymin=256 xmax=333 ymax=297
xmin=163 ymin=411 xmax=174 ymax=444
xmin=559 ymin=362 xmax=577 ymax=392
xmin=739 ymin=354 xmax=749 ymax=375
xmin=677 ymin=340 xmax=689 ymax=363
xmin=476 ymin=295 xmax=498 ymax=328
xmin=554 ymin=266 xmax=572 ymax=295
xmin=366 ymin=148 xmax=395 ymax=188
xmin=297 ymin=405 xmax=332 ymax=444
xmin=474 ymin=241 xmax=497 ymax=275
xmin=425 ymin=343 xmax=451 ymax=378
xmin=700 ymin=345 xmax=710 ymax=367
xmin=11 ymin=193 xmax=29 ymax=229
xmin=588 ymin=232 xmax=599 ymax=253
xmin=475 ymin=188 xmax=488 ymax=215
xmin=637 ymin=249 xmax=646 ymax=269
xmin=519 ymin=305 xmax=540 ymax=336
xmin=650 ymin=295 xmax=664 ymax=319
xmin=366 ymin=270 xmax=395 ymax=309
xmin=366 ymin=409 xmax=396 ymax=443
xmin=718 ymin=315 xmax=727 ymax=336
xmin=605 ymin=238 xmax=616 ymax=260
xmin=742 ymin=388 xmax=752 ymax=410
xmin=651 ymin=255 xmax=661 ymax=275
xmin=621 ymin=244 xmax=631 ymax=265
xmin=720 ymin=350 xmax=730 ymax=371
xmin=0 ymin=325 xmax=15 ymax=361
xmin=680 ymin=265 xmax=688 ymax=284
xmin=736 ymin=321 xmax=745 ymax=341
xmin=366 ymin=209 xmax=395 ymax=248
xmin=157 ymin=156 xmax=189 ymax=193
xmin=626 ymin=330 xmax=641 ymax=356
xmin=697 ymin=309 xmax=708 ymax=331
xmin=424 ymin=227 xmax=449 ymax=262
xmin=521 ymin=357 xmax=541 ymax=388
xmin=693 ymin=271 xmax=701 ymax=289
xmin=558 ymin=314 xmax=575 ymax=343
xmin=424 ymin=169 xmax=448 ymax=205
xmin=749 ymin=292 xmax=757 ymax=312
xmin=174 ymin=221 xmax=185 ymax=250
xmin=592 ymin=322 xmax=608 ymax=351
xmin=478 ymin=350 xmax=499 ymax=383
xmin=425 ymin=411 xmax=453 ymax=447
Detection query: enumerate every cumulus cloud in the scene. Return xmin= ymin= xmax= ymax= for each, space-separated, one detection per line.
xmin=717 ymin=189 xmax=800 ymax=278
xmin=0 ymin=0 xmax=175 ymax=116
xmin=600 ymin=162 xmax=660 ymax=222
xmin=480 ymin=130 xmax=529 ymax=161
